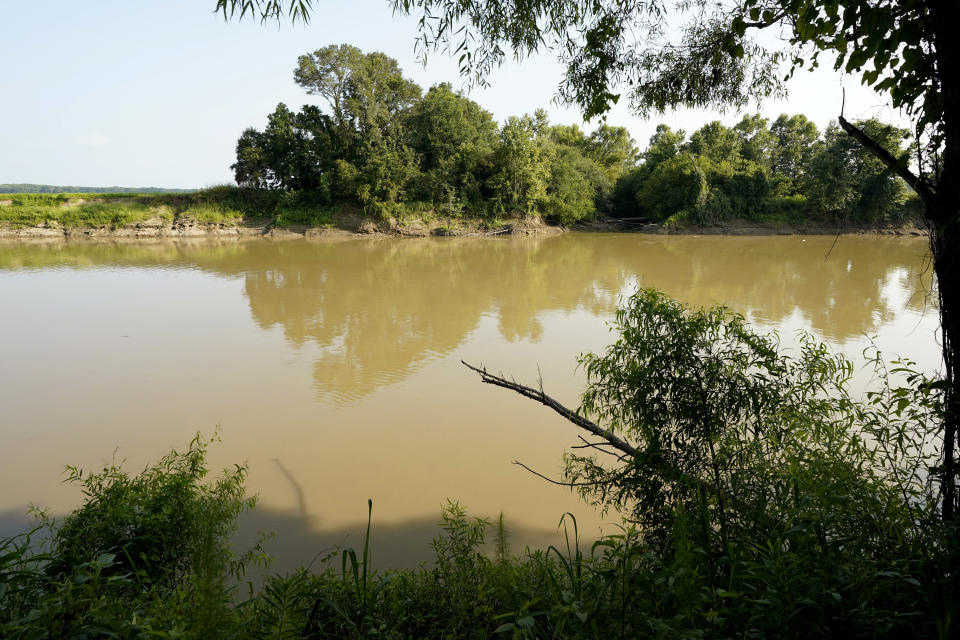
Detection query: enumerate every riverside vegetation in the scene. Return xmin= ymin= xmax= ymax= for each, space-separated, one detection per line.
xmin=2 ymin=0 xmax=951 ymax=635
xmin=0 ymin=45 xmax=922 ymax=236
xmin=1 ymin=289 xmax=952 ymax=638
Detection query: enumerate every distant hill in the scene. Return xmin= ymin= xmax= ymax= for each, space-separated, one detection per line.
xmin=0 ymin=184 xmax=196 ymax=194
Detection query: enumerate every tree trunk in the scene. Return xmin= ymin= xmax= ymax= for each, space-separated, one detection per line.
xmin=931 ymin=0 xmax=960 ymax=527
xmin=930 ymin=212 xmax=959 ymax=525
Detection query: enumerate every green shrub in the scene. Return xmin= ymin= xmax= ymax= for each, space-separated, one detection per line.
xmin=1 ymin=434 xmax=262 ymax=639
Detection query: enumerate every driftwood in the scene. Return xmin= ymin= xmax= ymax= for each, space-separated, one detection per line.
xmin=461 ymin=360 xmax=637 ymax=458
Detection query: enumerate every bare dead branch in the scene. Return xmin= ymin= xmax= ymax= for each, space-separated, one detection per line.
xmin=461 ymin=360 xmax=637 ymax=457
xmin=838 ymin=115 xmax=936 ymax=206
xmin=573 ymin=435 xmax=628 ymax=460
xmin=512 ymin=461 xmax=615 ymax=488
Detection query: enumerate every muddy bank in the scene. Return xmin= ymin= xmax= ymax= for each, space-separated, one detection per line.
xmin=0 ymin=214 xmax=926 ymax=242
xmin=577 ymin=218 xmax=929 ymax=237
xmin=0 ymin=215 xmax=564 ymax=241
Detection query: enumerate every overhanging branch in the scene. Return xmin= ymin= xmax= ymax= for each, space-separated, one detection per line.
xmin=461 ymin=360 xmax=637 ymax=457
xmin=838 ymin=115 xmax=935 ymax=205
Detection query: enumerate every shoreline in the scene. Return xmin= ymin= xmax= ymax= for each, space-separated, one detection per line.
xmin=0 ymin=190 xmax=928 ymax=242
xmin=0 ymin=218 xmax=928 ymax=242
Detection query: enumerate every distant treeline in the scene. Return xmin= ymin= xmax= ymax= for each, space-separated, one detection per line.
xmin=233 ymin=44 xmax=920 ymax=227
xmin=0 ymin=184 xmax=195 ymax=194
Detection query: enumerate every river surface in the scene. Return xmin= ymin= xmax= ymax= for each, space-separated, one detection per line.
xmin=0 ymin=233 xmax=940 ymax=570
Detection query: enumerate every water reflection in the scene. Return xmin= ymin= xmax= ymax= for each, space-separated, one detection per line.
xmin=0 ymin=234 xmax=933 ymax=401
xmin=0 ymin=234 xmax=937 ymax=569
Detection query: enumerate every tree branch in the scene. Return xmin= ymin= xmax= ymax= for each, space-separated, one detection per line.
xmin=572 ymin=435 xmax=628 ymax=460
xmin=511 ymin=461 xmax=613 ymax=487
xmin=838 ymin=115 xmax=935 ymax=205
xmin=461 ymin=360 xmax=637 ymax=457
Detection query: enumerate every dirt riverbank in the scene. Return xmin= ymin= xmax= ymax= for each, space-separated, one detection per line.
xmin=0 ymin=213 xmax=926 ymax=241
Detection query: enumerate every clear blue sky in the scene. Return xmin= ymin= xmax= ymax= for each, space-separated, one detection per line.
xmin=0 ymin=1 xmax=906 ymax=189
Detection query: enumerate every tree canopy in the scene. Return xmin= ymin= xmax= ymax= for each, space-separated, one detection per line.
xmin=232 ymin=45 xmax=913 ymax=228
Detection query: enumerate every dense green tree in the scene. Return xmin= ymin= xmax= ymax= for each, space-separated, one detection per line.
xmin=609 ymin=113 xmax=910 ymax=224
xmin=634 ymin=154 xmax=707 ymax=222
xmin=237 ymin=46 xmax=427 ymax=214
xmin=733 ymin=114 xmax=775 ymax=172
xmin=232 ymin=103 xmax=333 ymax=191
xmin=543 ymin=144 xmax=607 ymax=224
xmin=489 ymin=116 xmax=549 ymax=216
xmin=355 ymin=137 xmax=420 ymax=216
xmin=347 ymin=52 xmax=421 ymax=136
xmin=235 ymin=45 xmax=624 ymax=224
xmin=293 ymin=44 xmax=364 ymax=127
xmin=406 ymin=83 xmax=497 ymax=210
xmin=642 ymin=125 xmax=686 ymax=171
xmin=547 ymin=123 xmax=589 ymax=150
xmin=585 ymin=124 xmax=639 ymax=181
xmin=686 ymin=121 xmax=742 ymax=165
xmin=805 ymin=119 xmax=910 ymax=224
xmin=770 ymin=114 xmax=820 ymax=188
xmin=294 ymin=44 xmax=420 ymax=135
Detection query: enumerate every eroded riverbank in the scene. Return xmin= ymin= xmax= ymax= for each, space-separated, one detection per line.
xmin=1 ymin=191 xmax=928 ymax=240
xmin=0 ymin=216 xmax=927 ymax=241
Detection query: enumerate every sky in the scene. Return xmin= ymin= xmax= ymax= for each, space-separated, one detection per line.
xmin=0 ymin=1 xmax=910 ymax=189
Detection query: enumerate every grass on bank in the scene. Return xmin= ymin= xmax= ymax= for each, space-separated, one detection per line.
xmin=0 ymin=187 xmax=508 ymax=232
xmin=0 ymin=188 xmax=257 ymax=230
xmin=0 ymin=185 xmax=925 ymax=232
xmin=0 ymin=187 xmax=357 ymax=230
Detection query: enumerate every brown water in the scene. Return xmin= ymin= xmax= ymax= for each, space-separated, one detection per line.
xmin=0 ymin=234 xmax=939 ymax=570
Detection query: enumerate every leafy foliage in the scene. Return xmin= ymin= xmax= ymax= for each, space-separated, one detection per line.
xmin=232 ymin=45 xmax=640 ymax=224
xmin=0 ymin=434 xmax=262 ymax=639
xmin=611 ymin=115 xmax=917 ymax=226
xmin=225 ymin=44 xmax=916 ymax=229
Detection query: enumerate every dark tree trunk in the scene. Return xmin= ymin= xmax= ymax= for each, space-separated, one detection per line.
xmin=929 ymin=212 xmax=959 ymax=524
xmin=931 ymin=0 xmax=960 ymax=527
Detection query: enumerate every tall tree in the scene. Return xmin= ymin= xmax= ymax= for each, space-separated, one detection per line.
xmin=805 ymin=119 xmax=910 ymax=224
xmin=406 ymin=83 xmax=497 ymax=207
xmin=642 ymin=125 xmax=687 ymax=171
xmin=490 ymin=115 xmax=548 ymax=216
xmin=686 ymin=121 xmax=743 ymax=165
xmin=294 ymin=43 xmax=364 ymax=126
xmin=586 ymin=124 xmax=640 ymax=180
xmin=770 ymin=114 xmax=820 ymax=186
xmin=733 ymin=114 xmax=775 ymax=172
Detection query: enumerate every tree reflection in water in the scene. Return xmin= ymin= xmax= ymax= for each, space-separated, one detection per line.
xmin=0 ymin=234 xmax=933 ymax=401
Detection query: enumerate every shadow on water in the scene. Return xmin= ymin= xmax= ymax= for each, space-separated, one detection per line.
xmin=245 ymin=449 xmax=578 ymax=573
xmin=235 ymin=504 xmax=577 ymax=575
xmin=2 ymin=504 xmax=576 ymax=575
xmin=0 ymin=509 xmax=37 ymax=540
